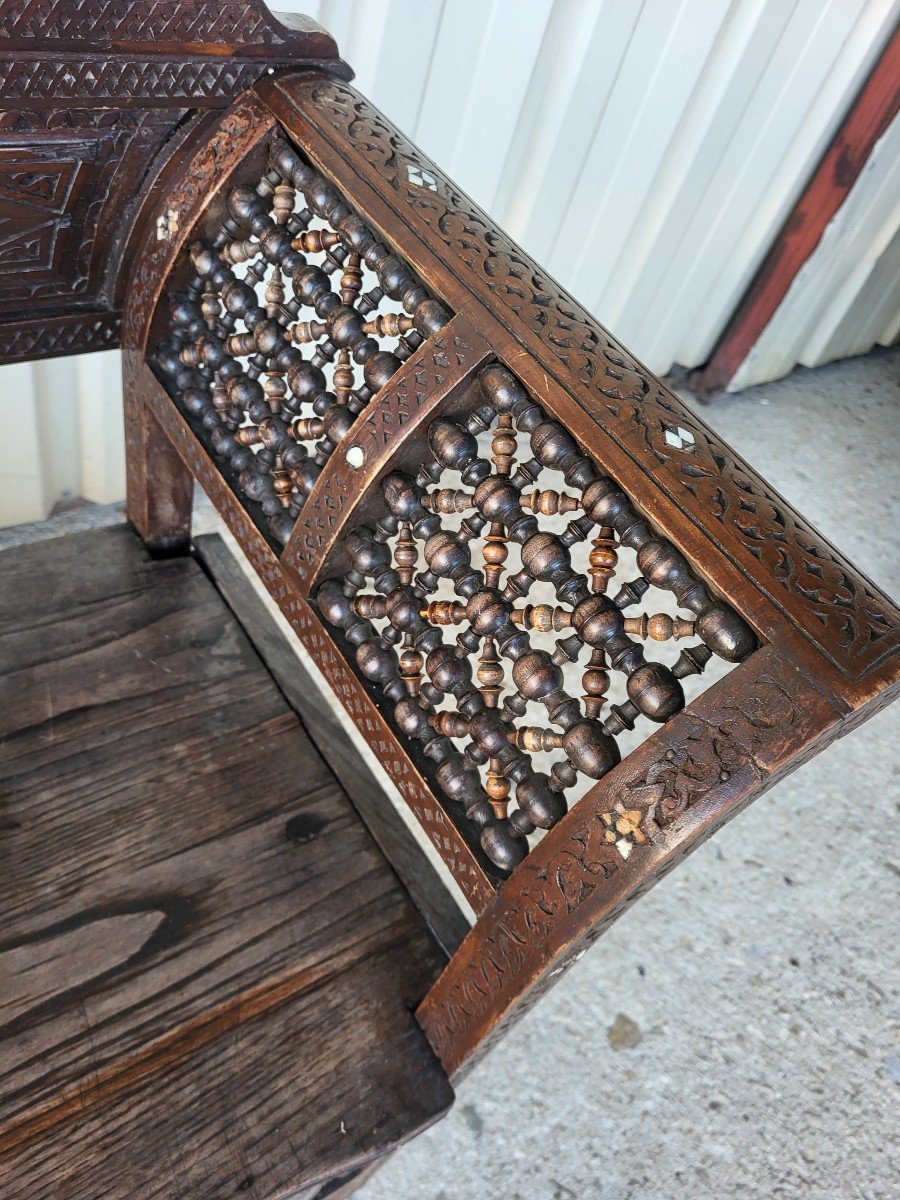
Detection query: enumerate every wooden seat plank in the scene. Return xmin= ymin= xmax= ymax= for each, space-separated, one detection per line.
xmin=0 ymin=527 xmax=452 ymax=1198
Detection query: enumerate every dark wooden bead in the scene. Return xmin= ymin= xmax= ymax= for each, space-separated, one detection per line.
xmin=227 ymin=185 xmax=266 ymax=228
xmin=254 ymin=318 xmax=283 ymax=356
xmin=582 ymin=477 xmax=632 ymax=527
xmin=385 ymin=587 xmax=422 ymax=633
xmin=363 ymin=350 xmax=401 ymax=391
xmin=424 ymin=530 xmax=471 ymax=580
xmin=394 ymin=696 xmax=433 ymax=741
xmin=287 ymin=360 xmax=326 ymax=401
xmin=473 ymin=476 xmax=520 ymax=525
xmin=530 ymin=421 xmax=579 ymax=471
xmin=376 ymin=254 xmax=412 ymax=297
xmin=480 ymin=820 xmax=527 ymax=870
xmin=426 ymin=646 xmax=472 ymax=696
xmin=572 ymin=594 xmax=624 ymax=646
xmin=221 ymin=279 xmax=257 ymax=316
xmin=413 ymin=298 xmax=452 ymax=336
xmin=337 ymin=213 xmax=377 ymax=254
xmin=511 ymin=651 xmax=562 ymax=701
xmin=292 ymin=264 xmax=331 ymax=307
xmin=270 ymin=139 xmax=302 ymax=181
xmin=562 ymin=720 xmax=620 ymax=779
xmin=479 ymin=364 xmax=524 ymax=414
xmin=269 ymin=511 xmax=295 ymax=544
xmin=428 ymin=418 xmax=477 ymax=470
xmin=383 ymin=473 xmax=424 ymax=523
xmin=626 ymin=663 xmax=684 ymax=722
xmin=227 ymin=376 xmax=264 ymax=408
xmin=292 ymin=459 xmax=321 ymax=497
xmin=435 ymin=759 xmax=483 ymax=808
xmin=696 ymin=603 xmax=757 ymax=662
xmin=468 ymin=710 xmax=509 ymax=756
xmin=323 ymin=405 xmax=354 ymax=445
xmin=521 ymin=531 xmax=571 ymax=582
xmin=636 ymin=538 xmax=690 ymax=592
xmin=258 ymin=225 xmax=293 ymax=263
xmin=170 ymin=296 xmax=202 ymax=328
xmin=356 ymin=640 xmax=398 ymax=687
xmin=181 ymin=387 xmax=209 ymax=416
xmin=466 ymin=589 xmax=509 ymax=638
xmin=189 ymin=243 xmax=219 ymax=277
xmin=516 ymin=775 xmax=566 ymax=828
xmin=327 ymin=305 xmax=366 ymax=348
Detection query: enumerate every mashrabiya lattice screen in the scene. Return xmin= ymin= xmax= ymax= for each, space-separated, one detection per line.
xmin=156 ymin=135 xmax=452 ymax=545
xmin=316 ymin=362 xmax=758 ymax=871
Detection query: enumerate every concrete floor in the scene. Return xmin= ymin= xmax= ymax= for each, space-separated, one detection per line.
xmin=2 ymin=351 xmax=896 ymax=1199
xmin=357 ymin=348 xmax=900 ymax=1200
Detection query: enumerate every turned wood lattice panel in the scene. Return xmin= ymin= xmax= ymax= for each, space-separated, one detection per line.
xmin=158 ymin=137 xmax=451 ymax=546
xmin=153 ymin=132 xmax=758 ymax=873
xmin=314 ymin=364 xmax=756 ymax=869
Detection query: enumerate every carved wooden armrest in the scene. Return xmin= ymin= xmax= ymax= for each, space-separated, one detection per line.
xmin=121 ymin=74 xmax=899 ymax=1078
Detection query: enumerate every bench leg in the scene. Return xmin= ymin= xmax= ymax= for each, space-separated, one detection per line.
xmin=123 ymin=358 xmax=193 ymax=555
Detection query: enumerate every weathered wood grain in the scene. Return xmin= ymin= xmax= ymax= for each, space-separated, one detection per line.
xmin=0 ymin=526 xmax=452 ymax=1197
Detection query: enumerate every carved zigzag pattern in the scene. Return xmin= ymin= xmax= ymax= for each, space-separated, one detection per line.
xmin=0 ymin=59 xmax=267 ymax=101
xmin=0 ymin=0 xmax=273 ymax=43
xmin=0 ymin=314 xmax=120 ymax=364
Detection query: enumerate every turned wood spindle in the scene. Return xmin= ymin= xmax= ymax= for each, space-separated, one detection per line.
xmin=623 ymin=613 xmax=696 ymax=641
xmin=394 ymin=522 xmax=417 ymax=586
xmin=581 ymin=525 xmax=618 ymax=719
xmin=340 ymin=252 xmax=363 ymax=307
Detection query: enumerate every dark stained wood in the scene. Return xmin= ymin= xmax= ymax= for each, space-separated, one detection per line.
xmin=418 ymin=645 xmax=846 ymax=1076
xmin=123 ymin=357 xmax=194 ymax=553
xmin=115 ymin=72 xmax=900 ymax=1085
xmin=132 ymin=357 xmax=499 ymax=911
xmin=0 ymin=0 xmax=351 ymax=365
xmin=691 ymin=25 xmax=900 ymax=394
xmin=0 ymin=526 xmax=452 ymax=1197
xmin=192 ymin=530 xmax=471 ymax=956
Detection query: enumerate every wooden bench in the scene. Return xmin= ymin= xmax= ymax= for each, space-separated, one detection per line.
xmin=1 ymin=4 xmax=897 ymax=1197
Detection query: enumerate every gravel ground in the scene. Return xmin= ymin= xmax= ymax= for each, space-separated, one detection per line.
xmin=357 ymin=348 xmax=900 ymax=1200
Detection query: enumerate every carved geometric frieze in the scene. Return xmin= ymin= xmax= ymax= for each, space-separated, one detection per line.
xmin=0 ymin=310 xmax=121 ymax=365
xmin=0 ymin=134 xmax=132 ymax=308
xmin=0 ymin=1 xmax=277 ymax=43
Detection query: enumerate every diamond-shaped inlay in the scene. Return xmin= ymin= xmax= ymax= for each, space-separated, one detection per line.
xmin=663 ymin=424 xmax=695 ymax=451
xmin=407 ymin=164 xmax=438 ymax=191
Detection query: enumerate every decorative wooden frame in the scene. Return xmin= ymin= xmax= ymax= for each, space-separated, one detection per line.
xmin=117 ymin=71 xmax=898 ymax=1078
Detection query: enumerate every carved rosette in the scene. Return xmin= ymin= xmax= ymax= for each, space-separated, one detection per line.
xmin=156 ymin=135 xmax=452 ymax=544
xmin=316 ymin=363 xmax=758 ymax=871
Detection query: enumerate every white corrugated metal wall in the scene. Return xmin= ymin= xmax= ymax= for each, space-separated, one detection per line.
xmin=1 ymin=0 xmax=897 ymax=526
